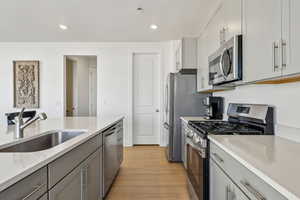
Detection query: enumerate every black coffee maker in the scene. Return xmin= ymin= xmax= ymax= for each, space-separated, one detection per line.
xmin=202 ymin=96 xmax=224 ymax=120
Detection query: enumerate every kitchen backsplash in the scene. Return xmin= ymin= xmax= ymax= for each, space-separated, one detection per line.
xmin=217 ymin=82 xmax=300 ymax=142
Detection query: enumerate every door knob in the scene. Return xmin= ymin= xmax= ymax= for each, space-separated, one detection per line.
xmin=156 ymin=109 xmax=160 ymax=113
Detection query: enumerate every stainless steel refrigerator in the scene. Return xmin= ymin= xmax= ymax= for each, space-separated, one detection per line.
xmin=163 ymin=70 xmax=209 ymax=162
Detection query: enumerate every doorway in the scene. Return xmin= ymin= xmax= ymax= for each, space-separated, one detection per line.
xmin=133 ymin=53 xmax=160 ymax=145
xmin=65 ymin=55 xmax=97 ymax=117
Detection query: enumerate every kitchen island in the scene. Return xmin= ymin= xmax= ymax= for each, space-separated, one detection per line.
xmin=0 ymin=116 xmax=124 ymax=199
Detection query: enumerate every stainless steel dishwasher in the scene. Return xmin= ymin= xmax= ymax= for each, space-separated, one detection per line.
xmin=103 ymin=120 xmax=123 ymax=197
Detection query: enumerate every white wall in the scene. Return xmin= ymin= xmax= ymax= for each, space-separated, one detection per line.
xmin=217 ymin=82 xmax=300 ymax=141
xmin=0 ymin=42 xmax=171 ymax=146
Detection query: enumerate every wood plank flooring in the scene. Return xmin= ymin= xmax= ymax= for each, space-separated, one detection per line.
xmin=105 ymin=146 xmax=190 ymax=200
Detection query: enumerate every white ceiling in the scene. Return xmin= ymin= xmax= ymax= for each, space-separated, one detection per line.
xmin=0 ymin=0 xmax=220 ymax=42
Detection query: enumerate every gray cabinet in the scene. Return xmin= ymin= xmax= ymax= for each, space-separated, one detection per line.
xmin=49 ymin=159 xmax=82 ymax=200
xmin=174 ymin=38 xmax=198 ymax=71
xmin=210 ymin=159 xmax=249 ymax=200
xmin=48 ymin=135 xmax=100 ymax=188
xmin=210 ymin=142 xmax=287 ymax=200
xmin=0 ymin=167 xmax=47 ymax=200
xmin=85 ymin=148 xmax=101 ymax=200
xmin=49 ymin=149 xmax=102 ymax=200
xmin=0 ymin=120 xmax=113 ymax=200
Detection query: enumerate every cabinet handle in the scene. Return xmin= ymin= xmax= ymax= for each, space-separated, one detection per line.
xmin=22 ymin=183 xmax=46 ymax=200
xmin=226 ymin=185 xmax=230 ymax=200
xmin=240 ymin=180 xmax=266 ymax=200
xmin=81 ymin=166 xmax=88 ymax=200
xmin=272 ymin=41 xmax=280 ymax=72
xmin=212 ymin=153 xmax=224 ymax=163
xmin=226 ymin=185 xmax=236 ymax=200
xmin=281 ymin=39 xmax=287 ymax=69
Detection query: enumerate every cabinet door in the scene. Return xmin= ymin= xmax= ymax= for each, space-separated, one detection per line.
xmin=49 ymin=149 xmax=102 ymax=200
xmin=197 ymin=37 xmax=205 ymax=91
xmin=49 ymin=164 xmax=82 ymax=200
xmin=0 ymin=167 xmax=47 ymax=200
xmin=282 ymin=0 xmax=300 ymax=76
xmin=210 ymin=159 xmax=232 ymax=200
xmin=243 ymin=0 xmax=282 ymax=82
xmin=232 ymin=185 xmax=249 ymax=200
xmin=210 ymin=159 xmax=250 ymax=200
xmin=182 ymin=38 xmax=198 ymax=68
xmin=174 ymin=40 xmax=182 ymax=71
xmin=223 ymin=0 xmax=242 ymax=40
xmin=197 ymin=33 xmax=212 ymax=92
xmin=85 ymin=149 xmax=101 ymax=200
xmin=206 ymin=6 xmax=224 ymax=55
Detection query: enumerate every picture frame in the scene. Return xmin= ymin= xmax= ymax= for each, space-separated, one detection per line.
xmin=13 ymin=60 xmax=40 ymax=108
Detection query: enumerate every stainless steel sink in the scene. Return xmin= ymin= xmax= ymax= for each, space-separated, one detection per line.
xmin=0 ymin=130 xmax=86 ymax=152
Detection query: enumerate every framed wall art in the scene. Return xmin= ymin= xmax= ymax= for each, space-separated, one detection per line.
xmin=13 ymin=60 xmax=40 ymax=108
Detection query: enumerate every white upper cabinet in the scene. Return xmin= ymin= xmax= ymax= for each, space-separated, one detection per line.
xmin=222 ymin=0 xmax=242 ymax=41
xmin=206 ymin=6 xmax=224 ymax=55
xmin=281 ymin=0 xmax=300 ymax=76
xmin=174 ymin=38 xmax=198 ymax=71
xmin=243 ymin=0 xmax=283 ymax=82
xmin=197 ymin=0 xmax=242 ymax=92
xmin=197 ymin=33 xmax=212 ymax=92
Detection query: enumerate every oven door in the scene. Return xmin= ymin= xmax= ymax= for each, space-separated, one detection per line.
xmin=186 ymin=139 xmax=209 ymax=200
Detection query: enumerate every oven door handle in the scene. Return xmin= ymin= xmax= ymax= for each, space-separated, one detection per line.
xmin=187 ymin=140 xmax=206 ymax=159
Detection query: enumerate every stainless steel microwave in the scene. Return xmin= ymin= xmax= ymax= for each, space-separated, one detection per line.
xmin=208 ymin=35 xmax=242 ymax=85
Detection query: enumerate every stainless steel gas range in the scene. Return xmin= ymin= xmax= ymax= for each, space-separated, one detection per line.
xmin=185 ymin=103 xmax=274 ymax=200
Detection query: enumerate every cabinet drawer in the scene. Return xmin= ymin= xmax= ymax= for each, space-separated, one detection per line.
xmin=49 ymin=158 xmax=83 ymax=200
xmin=0 ymin=167 xmax=47 ymax=200
xmin=48 ymin=135 xmax=100 ymax=188
xmin=210 ymin=142 xmax=287 ymax=200
xmin=49 ymin=149 xmax=101 ymax=200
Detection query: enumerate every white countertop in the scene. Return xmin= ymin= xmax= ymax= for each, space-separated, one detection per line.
xmin=180 ymin=116 xmax=206 ymax=124
xmin=0 ymin=115 xmax=124 ymax=192
xmin=208 ymin=135 xmax=300 ymax=200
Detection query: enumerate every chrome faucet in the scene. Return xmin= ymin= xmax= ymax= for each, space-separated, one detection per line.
xmin=14 ymin=108 xmax=48 ymax=139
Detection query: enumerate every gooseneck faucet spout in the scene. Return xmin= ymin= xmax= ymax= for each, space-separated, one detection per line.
xmin=14 ymin=108 xmax=47 ymax=139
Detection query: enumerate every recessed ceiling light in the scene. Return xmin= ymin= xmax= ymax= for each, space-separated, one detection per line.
xmin=59 ymin=24 xmax=68 ymax=30
xmin=150 ymin=24 xmax=158 ymax=30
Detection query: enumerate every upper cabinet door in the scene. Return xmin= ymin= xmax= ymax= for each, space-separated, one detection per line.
xmin=206 ymin=6 xmax=224 ymax=56
xmin=197 ymin=33 xmax=212 ymax=92
xmin=223 ymin=0 xmax=242 ymax=41
xmin=281 ymin=0 xmax=300 ymax=76
xmin=243 ymin=0 xmax=283 ymax=82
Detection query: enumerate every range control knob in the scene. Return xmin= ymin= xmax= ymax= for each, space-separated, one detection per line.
xmin=187 ymin=130 xmax=194 ymax=138
xmin=193 ymin=135 xmax=200 ymax=144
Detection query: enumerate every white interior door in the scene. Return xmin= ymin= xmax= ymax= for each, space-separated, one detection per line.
xmin=133 ymin=53 xmax=160 ymax=145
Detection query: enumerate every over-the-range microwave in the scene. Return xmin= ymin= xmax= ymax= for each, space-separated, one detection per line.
xmin=208 ymin=35 xmax=243 ymax=85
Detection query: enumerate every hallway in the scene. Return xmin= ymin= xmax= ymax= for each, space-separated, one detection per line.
xmin=105 ymin=146 xmax=190 ymax=200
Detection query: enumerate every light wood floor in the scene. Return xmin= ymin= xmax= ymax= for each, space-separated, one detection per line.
xmin=105 ymin=146 xmax=190 ymax=200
